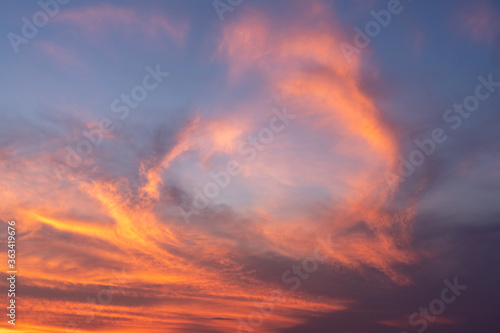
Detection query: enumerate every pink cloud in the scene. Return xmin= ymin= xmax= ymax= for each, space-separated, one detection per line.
xmin=455 ymin=1 xmax=500 ymax=43
xmin=54 ymin=4 xmax=188 ymax=45
xmin=35 ymin=40 xmax=87 ymax=72
xmin=412 ymin=28 xmax=424 ymax=55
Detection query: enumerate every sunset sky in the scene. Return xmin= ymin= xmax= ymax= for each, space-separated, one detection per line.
xmin=0 ymin=0 xmax=499 ymax=332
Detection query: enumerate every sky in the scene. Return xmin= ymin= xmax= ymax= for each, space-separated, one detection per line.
xmin=0 ymin=0 xmax=499 ymax=332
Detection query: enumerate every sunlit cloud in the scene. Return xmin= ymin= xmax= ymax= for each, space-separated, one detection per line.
xmin=0 ymin=0 xmax=499 ymax=332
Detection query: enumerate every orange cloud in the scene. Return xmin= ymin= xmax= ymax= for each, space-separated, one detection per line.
xmin=216 ymin=3 xmax=416 ymax=284
xmin=0 ymin=2 xmax=422 ymax=332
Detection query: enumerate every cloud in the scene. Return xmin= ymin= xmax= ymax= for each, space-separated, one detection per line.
xmin=454 ymin=0 xmax=500 ymax=43
xmin=214 ymin=2 xmax=416 ymax=284
xmin=1 ymin=0 xmax=500 ymax=332
xmin=53 ymin=4 xmax=188 ymax=45
xmin=34 ymin=40 xmax=88 ymax=72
